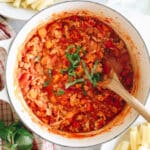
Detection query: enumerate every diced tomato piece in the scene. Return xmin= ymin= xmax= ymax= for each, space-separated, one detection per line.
xmin=120 ymin=53 xmax=129 ymax=64
xmin=98 ymin=119 xmax=104 ymax=128
xmin=102 ymin=24 xmax=110 ymax=32
xmin=49 ymin=116 xmax=55 ymax=124
xmin=103 ymin=61 xmax=111 ymax=74
xmin=88 ymin=19 xmax=96 ymax=26
xmin=105 ymin=40 xmax=114 ymax=49
xmin=59 ymin=37 xmax=67 ymax=44
xmin=105 ymin=96 xmax=121 ymax=108
xmin=43 ymin=84 xmax=53 ymax=97
xmin=19 ymin=73 xmax=30 ymax=88
xmin=85 ymin=103 xmax=94 ymax=112
xmin=72 ymin=121 xmax=80 ymax=128
xmin=70 ymin=30 xmax=81 ymax=41
xmin=71 ymin=15 xmax=79 ymax=21
xmin=125 ymin=76 xmax=133 ymax=87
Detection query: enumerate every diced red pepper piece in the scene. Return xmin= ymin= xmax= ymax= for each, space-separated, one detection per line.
xmin=105 ymin=40 xmax=115 ymax=49
xmin=72 ymin=121 xmax=80 ymax=128
xmin=19 ymin=73 xmax=30 ymax=88
xmin=103 ymin=61 xmax=111 ymax=74
xmin=70 ymin=30 xmax=81 ymax=41
xmin=43 ymin=84 xmax=53 ymax=97
xmin=98 ymin=119 xmax=104 ymax=128
xmin=85 ymin=103 xmax=94 ymax=112
xmin=125 ymin=76 xmax=133 ymax=87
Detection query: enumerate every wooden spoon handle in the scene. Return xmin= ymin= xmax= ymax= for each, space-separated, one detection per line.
xmin=107 ymin=78 xmax=150 ymax=122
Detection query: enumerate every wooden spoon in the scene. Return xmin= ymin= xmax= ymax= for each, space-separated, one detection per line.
xmin=105 ymin=72 xmax=150 ymax=122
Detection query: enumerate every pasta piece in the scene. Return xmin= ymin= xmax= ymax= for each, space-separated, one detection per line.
xmin=13 ymin=0 xmax=22 ymax=7
xmin=138 ymin=146 xmax=150 ymax=150
xmin=21 ymin=1 xmax=28 ymax=8
xmin=146 ymin=123 xmax=150 ymax=147
xmin=139 ymin=124 xmax=150 ymax=147
xmin=115 ymin=141 xmax=130 ymax=150
xmin=0 ymin=0 xmax=56 ymax=10
xmin=130 ymin=126 xmax=140 ymax=150
xmin=30 ymin=0 xmax=43 ymax=10
xmin=25 ymin=0 xmax=37 ymax=5
xmin=36 ymin=0 xmax=54 ymax=10
xmin=116 ymin=123 xmax=150 ymax=150
xmin=0 ymin=0 xmax=13 ymax=2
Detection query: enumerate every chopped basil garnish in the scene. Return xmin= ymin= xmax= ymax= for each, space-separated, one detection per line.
xmin=68 ymin=68 xmax=76 ymax=77
xmin=65 ymin=78 xmax=84 ymax=89
xmin=62 ymin=45 xmax=103 ymax=89
xmin=60 ymin=68 xmax=68 ymax=74
xmin=82 ymin=84 xmax=87 ymax=96
xmin=82 ymin=60 xmax=92 ymax=82
xmin=91 ymin=60 xmax=99 ymax=77
xmin=92 ymin=72 xmax=103 ymax=87
xmin=43 ymin=69 xmax=52 ymax=87
xmin=43 ymin=80 xmax=50 ymax=87
xmin=62 ymin=45 xmax=81 ymax=77
xmin=56 ymin=89 xmax=65 ymax=96
xmin=82 ymin=60 xmax=103 ymax=87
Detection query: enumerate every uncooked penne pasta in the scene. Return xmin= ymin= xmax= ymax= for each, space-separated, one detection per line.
xmin=30 ymin=0 xmax=43 ymax=10
xmin=25 ymin=0 xmax=37 ymax=5
xmin=115 ymin=141 xmax=130 ymax=150
xmin=115 ymin=123 xmax=150 ymax=150
xmin=36 ymin=0 xmax=54 ymax=10
xmin=13 ymin=0 xmax=22 ymax=8
xmin=0 ymin=0 xmax=13 ymax=2
xmin=0 ymin=0 xmax=57 ymax=10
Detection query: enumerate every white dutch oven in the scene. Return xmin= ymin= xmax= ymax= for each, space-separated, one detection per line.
xmin=0 ymin=1 xmax=150 ymax=148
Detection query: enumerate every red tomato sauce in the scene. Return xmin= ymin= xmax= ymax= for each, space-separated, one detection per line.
xmin=17 ymin=14 xmax=133 ymax=134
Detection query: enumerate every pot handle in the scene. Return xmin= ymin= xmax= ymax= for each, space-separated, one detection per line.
xmin=0 ymin=38 xmax=13 ymax=103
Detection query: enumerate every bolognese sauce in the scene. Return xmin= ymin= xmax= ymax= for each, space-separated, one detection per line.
xmin=17 ymin=14 xmax=133 ymax=133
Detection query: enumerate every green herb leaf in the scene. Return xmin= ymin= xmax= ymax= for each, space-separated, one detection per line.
xmin=82 ymin=60 xmax=92 ymax=82
xmin=82 ymin=84 xmax=87 ymax=96
xmin=0 ymin=128 xmax=9 ymax=142
xmin=65 ymin=45 xmax=81 ymax=77
xmin=8 ymin=121 xmax=22 ymax=132
xmin=0 ymin=120 xmax=5 ymax=128
xmin=91 ymin=60 xmax=99 ymax=77
xmin=75 ymin=46 xmax=81 ymax=54
xmin=16 ymin=128 xmax=33 ymax=138
xmin=68 ymin=68 xmax=76 ymax=77
xmin=0 ymin=121 xmax=33 ymax=150
xmin=10 ymin=144 xmax=17 ymax=150
xmin=92 ymin=73 xmax=103 ymax=87
xmin=60 ymin=68 xmax=68 ymax=74
xmin=65 ymin=78 xmax=84 ymax=89
xmin=55 ymin=89 xmax=65 ymax=96
xmin=82 ymin=60 xmax=103 ymax=87
xmin=43 ymin=80 xmax=50 ymax=87
xmin=14 ymin=128 xmax=33 ymax=150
